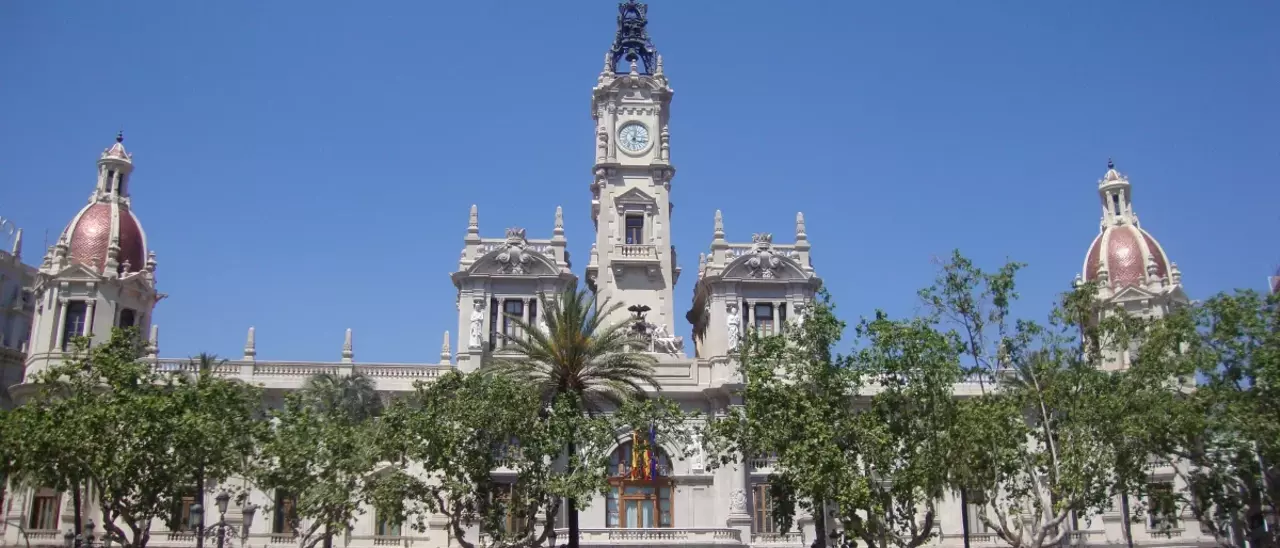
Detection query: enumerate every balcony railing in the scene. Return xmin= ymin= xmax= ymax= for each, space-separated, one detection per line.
xmin=153 ymin=359 xmax=452 ymax=382
xmin=613 ymin=244 xmax=659 ymax=262
xmin=750 ymin=532 xmax=802 ymax=545
xmin=554 ymin=528 xmax=743 ymax=545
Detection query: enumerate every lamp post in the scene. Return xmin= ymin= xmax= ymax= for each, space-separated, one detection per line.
xmin=191 ymin=502 xmax=205 ymax=548
xmin=64 ymin=519 xmax=101 ymax=548
xmin=241 ymin=502 xmax=259 ymax=546
xmin=212 ymin=492 xmax=231 ymax=548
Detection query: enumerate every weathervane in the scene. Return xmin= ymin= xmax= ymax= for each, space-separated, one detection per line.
xmin=609 ymin=0 xmax=657 ymax=75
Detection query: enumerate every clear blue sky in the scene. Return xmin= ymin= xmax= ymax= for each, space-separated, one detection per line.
xmin=1 ymin=2 xmax=1276 ymax=362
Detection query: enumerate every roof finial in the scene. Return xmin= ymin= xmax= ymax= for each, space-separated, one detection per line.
xmin=609 ymin=0 xmax=657 ymax=75
xmin=341 ymin=328 xmax=354 ymax=363
xmin=440 ymin=331 xmax=452 ymax=364
xmin=243 ymin=326 xmax=257 ymax=361
xmin=116 ymin=130 xmax=124 ymax=144
xmin=1107 ymin=157 xmax=1114 ymax=170
xmin=713 ymin=209 xmax=724 ymax=240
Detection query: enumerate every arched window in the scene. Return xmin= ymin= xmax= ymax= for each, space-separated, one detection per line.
xmin=606 ymin=440 xmax=673 ymax=528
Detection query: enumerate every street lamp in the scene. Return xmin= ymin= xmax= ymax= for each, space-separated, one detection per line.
xmin=63 ymin=520 xmax=100 ymax=548
xmin=212 ymin=492 xmax=232 ymax=548
xmin=242 ymin=502 xmax=259 ymax=544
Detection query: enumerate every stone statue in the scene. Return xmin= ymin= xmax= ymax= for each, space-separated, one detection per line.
xmin=536 ymin=307 xmax=549 ymax=335
xmin=729 ymin=489 xmax=746 ymax=514
xmin=651 ymin=324 xmax=683 ymax=355
xmin=793 ymin=304 xmax=806 ymax=328
xmin=689 ymin=430 xmax=705 ymax=472
xmin=468 ymin=300 xmax=485 ymax=349
xmin=726 ymin=303 xmax=741 ymax=351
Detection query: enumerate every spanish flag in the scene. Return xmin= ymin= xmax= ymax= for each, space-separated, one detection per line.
xmin=630 ymin=431 xmax=642 ymax=480
xmin=647 ymin=422 xmax=658 ymax=480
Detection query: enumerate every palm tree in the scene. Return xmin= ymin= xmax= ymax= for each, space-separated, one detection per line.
xmin=482 ymin=282 xmax=659 ymax=548
xmin=301 ymin=371 xmax=383 ymax=421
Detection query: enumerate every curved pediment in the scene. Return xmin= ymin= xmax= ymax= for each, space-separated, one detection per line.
xmin=720 ymin=236 xmax=809 ymax=281
xmin=467 ymin=241 xmax=559 ymax=277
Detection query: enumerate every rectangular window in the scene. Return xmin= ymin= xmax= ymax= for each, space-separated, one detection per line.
xmin=491 ymin=484 xmax=522 ymax=535
xmin=1147 ymin=482 xmax=1178 ymax=531
xmin=375 ymin=514 xmax=402 ymax=537
xmin=503 ymin=299 xmax=525 ymax=345
xmin=171 ymin=486 xmax=199 ymax=532
xmin=27 ymin=487 xmax=61 ymax=530
xmin=754 ymin=304 xmax=774 ymax=335
xmin=966 ymin=502 xmax=987 ymax=533
xmin=489 ymin=298 xmax=499 ymax=351
xmin=752 ymin=484 xmax=778 ymax=534
xmin=62 ymin=301 xmax=88 ymax=350
xmin=606 ymin=484 xmax=672 ymax=528
xmin=273 ymin=491 xmax=297 ymax=535
xmin=118 ymin=308 xmax=137 ymax=329
xmin=778 ymin=304 xmax=787 ymax=334
xmin=529 ymin=299 xmax=538 ymax=331
xmin=625 ymin=216 xmax=644 ymax=245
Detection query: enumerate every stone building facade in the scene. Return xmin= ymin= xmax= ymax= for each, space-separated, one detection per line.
xmin=1 ymin=2 xmax=1210 ymax=548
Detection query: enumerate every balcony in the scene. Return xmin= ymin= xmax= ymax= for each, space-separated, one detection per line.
xmin=612 ymin=244 xmax=660 ymax=264
xmin=555 ymin=528 xmax=744 ymax=547
xmin=750 ymin=532 xmax=803 ymax=546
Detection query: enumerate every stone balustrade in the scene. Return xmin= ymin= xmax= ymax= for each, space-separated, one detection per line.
xmin=151 ymin=358 xmax=453 ymax=392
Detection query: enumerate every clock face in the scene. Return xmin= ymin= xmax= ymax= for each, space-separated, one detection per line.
xmin=617 ymin=123 xmax=650 ymax=153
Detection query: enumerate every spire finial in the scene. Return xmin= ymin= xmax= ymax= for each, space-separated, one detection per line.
xmin=609 ymin=0 xmax=657 ymax=75
xmin=440 ymin=331 xmax=452 ymax=364
xmin=713 ymin=210 xmax=724 ymax=240
xmin=1107 ymin=157 xmax=1114 ymax=170
xmin=244 ymin=326 xmax=257 ymax=361
xmin=467 ymin=204 xmax=479 ymax=235
xmin=554 ymin=206 xmax=564 ymax=230
xmin=116 ymin=130 xmax=124 ymax=144
xmin=341 ymin=328 xmax=354 ymax=363
xmin=146 ymin=324 xmax=159 ymax=358
xmin=795 ymin=212 xmax=807 ymax=240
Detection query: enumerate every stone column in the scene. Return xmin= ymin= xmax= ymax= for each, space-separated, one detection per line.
xmin=606 ymin=103 xmax=618 ymax=162
xmin=725 ymin=402 xmax=753 ymax=540
xmin=51 ymin=298 xmax=67 ymax=351
xmin=85 ymin=300 xmax=97 ymax=340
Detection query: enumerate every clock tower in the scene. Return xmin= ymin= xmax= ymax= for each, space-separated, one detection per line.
xmin=585 ymin=0 xmax=680 ymax=334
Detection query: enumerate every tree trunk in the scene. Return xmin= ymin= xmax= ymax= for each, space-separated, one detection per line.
xmin=566 ymin=439 xmax=578 ymax=548
xmin=813 ymin=499 xmax=827 ymax=548
xmin=960 ymin=489 xmax=971 ymax=548
xmin=72 ymin=481 xmax=83 ymax=534
xmin=1120 ymin=492 xmax=1133 ymax=548
xmin=196 ymin=462 xmax=206 ymax=548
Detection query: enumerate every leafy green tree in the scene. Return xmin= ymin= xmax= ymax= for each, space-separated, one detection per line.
xmin=167 ymin=353 xmax=266 ymax=536
xmin=709 ymin=289 xmax=962 ymax=548
xmin=253 ymin=372 xmax=383 ymax=548
xmin=8 ymin=330 xmax=263 ymax=548
xmin=1134 ymin=290 xmax=1280 ymax=547
xmin=926 ymin=252 xmax=1156 ymax=548
xmin=841 ymin=312 xmax=963 ymax=548
xmin=368 ymin=370 xmax=689 ymax=548
xmin=481 ymin=283 xmax=660 ymax=548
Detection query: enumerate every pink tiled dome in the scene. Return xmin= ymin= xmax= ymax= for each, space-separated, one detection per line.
xmin=1083 ymin=224 xmax=1170 ymax=289
xmin=61 ymin=201 xmax=148 ymax=274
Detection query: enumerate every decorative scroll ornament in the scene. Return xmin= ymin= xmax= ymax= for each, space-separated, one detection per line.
xmin=609 ymin=1 xmax=657 ymax=75
xmin=496 ymin=227 xmax=533 ymax=274
xmin=745 ymin=233 xmax=782 ymax=279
